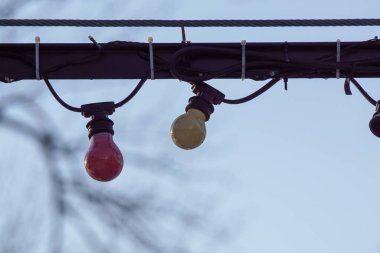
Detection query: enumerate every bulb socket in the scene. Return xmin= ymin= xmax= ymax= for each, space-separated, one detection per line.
xmin=369 ymin=110 xmax=380 ymax=138
xmin=86 ymin=116 xmax=114 ymax=139
xmin=81 ymin=102 xmax=116 ymax=139
xmin=185 ymin=96 xmax=214 ymax=121
xmin=184 ymin=81 xmax=225 ymax=121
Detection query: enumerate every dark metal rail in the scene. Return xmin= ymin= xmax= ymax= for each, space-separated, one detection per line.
xmin=0 ymin=41 xmax=379 ymax=82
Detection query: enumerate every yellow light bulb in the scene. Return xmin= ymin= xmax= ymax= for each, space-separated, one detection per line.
xmin=170 ymin=108 xmax=206 ymax=150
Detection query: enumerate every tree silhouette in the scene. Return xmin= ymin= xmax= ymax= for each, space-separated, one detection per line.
xmin=0 ymin=1 xmax=230 ymax=251
xmin=0 ymin=88 xmax=225 ymax=253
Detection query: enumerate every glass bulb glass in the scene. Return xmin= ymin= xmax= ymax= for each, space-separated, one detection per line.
xmin=170 ymin=108 xmax=206 ymax=150
xmin=84 ymin=132 xmax=123 ymax=182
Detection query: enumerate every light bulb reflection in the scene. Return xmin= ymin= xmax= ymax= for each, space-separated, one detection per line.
xmin=170 ymin=108 xmax=206 ymax=150
xmin=84 ymin=132 xmax=123 ymax=182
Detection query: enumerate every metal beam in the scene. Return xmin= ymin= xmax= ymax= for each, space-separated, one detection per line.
xmin=0 ymin=41 xmax=379 ymax=82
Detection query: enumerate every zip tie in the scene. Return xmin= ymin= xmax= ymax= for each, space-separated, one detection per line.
xmin=35 ymin=36 xmax=40 ymax=80
xmin=241 ymin=40 xmax=246 ymax=81
xmin=148 ymin=36 xmax=154 ymax=80
xmin=336 ymin=39 xmax=341 ymax=79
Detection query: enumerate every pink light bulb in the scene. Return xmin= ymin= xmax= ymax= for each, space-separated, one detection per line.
xmin=84 ymin=132 xmax=123 ymax=182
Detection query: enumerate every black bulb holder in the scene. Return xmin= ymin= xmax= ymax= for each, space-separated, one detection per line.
xmin=369 ymin=101 xmax=380 ymax=138
xmin=81 ymin=102 xmax=115 ymax=139
xmin=185 ymin=81 xmax=225 ymax=121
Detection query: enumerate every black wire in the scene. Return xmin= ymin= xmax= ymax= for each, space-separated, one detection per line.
xmin=169 ymin=45 xmax=380 ymax=82
xmin=43 ymin=77 xmax=82 ymax=112
xmin=44 ymin=53 xmax=101 ymax=75
xmin=0 ymin=42 xmax=149 ymax=112
xmin=349 ymin=78 xmax=377 ymax=106
xmin=222 ymin=78 xmax=281 ymax=104
xmin=43 ymin=75 xmax=149 ymax=113
xmin=0 ymin=19 xmax=380 ymax=27
xmin=0 ymin=36 xmax=378 ymax=111
xmin=0 ymin=52 xmax=35 ymax=68
xmin=344 ymin=78 xmax=353 ymax=95
xmin=170 ymin=46 xmax=254 ymax=82
xmin=115 ymin=76 xmax=148 ymax=108
xmin=314 ymin=37 xmax=380 ymax=63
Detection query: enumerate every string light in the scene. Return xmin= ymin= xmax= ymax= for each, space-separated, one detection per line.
xmin=170 ymin=81 xmax=224 ymax=149
xmin=81 ymin=102 xmax=123 ymax=182
xmin=2 ymin=33 xmax=379 ymax=181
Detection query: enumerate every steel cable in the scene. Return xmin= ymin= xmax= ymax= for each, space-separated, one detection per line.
xmin=0 ymin=19 xmax=380 ymax=27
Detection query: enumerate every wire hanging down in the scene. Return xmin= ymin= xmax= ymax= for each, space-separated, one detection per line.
xmin=43 ymin=76 xmax=149 ymax=113
xmin=346 ymin=78 xmax=377 ymax=106
xmin=222 ymin=78 xmax=281 ymax=104
xmin=0 ymin=19 xmax=380 ymax=27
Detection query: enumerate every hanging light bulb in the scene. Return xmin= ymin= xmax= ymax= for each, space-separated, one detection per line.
xmin=171 ymin=108 xmax=206 ymax=149
xmin=81 ymin=102 xmax=123 ymax=182
xmin=170 ymin=81 xmax=225 ymax=150
xmin=84 ymin=132 xmax=123 ymax=181
xmin=369 ymin=102 xmax=380 ymax=137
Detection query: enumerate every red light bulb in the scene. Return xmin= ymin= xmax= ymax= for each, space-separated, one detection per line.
xmin=84 ymin=132 xmax=123 ymax=182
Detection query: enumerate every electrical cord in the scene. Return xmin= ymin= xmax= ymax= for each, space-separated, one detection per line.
xmin=315 ymin=37 xmax=380 ymax=62
xmin=221 ymin=78 xmax=281 ymax=104
xmin=345 ymin=78 xmax=377 ymax=106
xmin=43 ymin=75 xmax=150 ymax=113
xmin=169 ymin=44 xmax=380 ymax=82
xmin=168 ymin=44 xmax=378 ymax=106
xmin=0 ymin=46 xmax=102 ymax=82
xmin=43 ymin=77 xmax=82 ymax=112
xmin=114 ymin=75 xmax=148 ymax=108
xmin=0 ymin=38 xmax=378 ymax=111
xmin=0 ymin=44 xmax=150 ymax=112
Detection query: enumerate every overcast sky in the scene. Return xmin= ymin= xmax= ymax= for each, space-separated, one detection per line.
xmin=1 ymin=0 xmax=380 ymax=253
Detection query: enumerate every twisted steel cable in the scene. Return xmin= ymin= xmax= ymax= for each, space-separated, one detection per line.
xmin=0 ymin=19 xmax=380 ymax=27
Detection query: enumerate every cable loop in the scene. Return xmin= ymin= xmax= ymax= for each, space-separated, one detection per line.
xmin=43 ymin=76 xmax=149 ymax=113
xmin=114 ymin=77 xmax=148 ymax=108
xmin=222 ymin=78 xmax=281 ymax=104
xmin=43 ymin=77 xmax=81 ymax=112
xmin=347 ymin=78 xmax=377 ymax=106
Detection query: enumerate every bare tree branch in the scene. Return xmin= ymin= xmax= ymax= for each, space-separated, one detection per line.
xmin=0 ymin=91 xmax=225 ymax=253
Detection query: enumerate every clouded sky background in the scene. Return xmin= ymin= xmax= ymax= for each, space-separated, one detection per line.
xmin=1 ymin=0 xmax=380 ymax=253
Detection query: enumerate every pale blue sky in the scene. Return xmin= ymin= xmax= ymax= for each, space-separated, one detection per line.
xmin=0 ymin=0 xmax=379 ymax=253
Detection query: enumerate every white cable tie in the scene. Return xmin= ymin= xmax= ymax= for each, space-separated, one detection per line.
xmin=241 ymin=40 xmax=246 ymax=81
xmin=148 ymin=36 xmax=154 ymax=80
xmin=336 ymin=39 xmax=341 ymax=79
xmin=35 ymin=36 xmax=41 ymax=80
